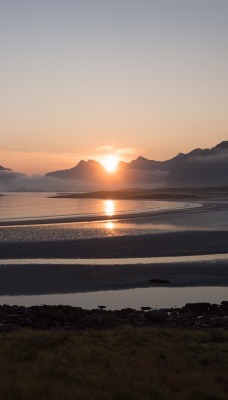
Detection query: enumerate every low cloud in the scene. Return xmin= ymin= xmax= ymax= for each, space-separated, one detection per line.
xmin=188 ymin=149 xmax=228 ymax=164
xmin=0 ymin=167 xmax=167 ymax=192
xmin=167 ymin=147 xmax=228 ymax=187
xmin=0 ymin=171 xmax=91 ymax=192
xmin=0 ymin=170 xmax=24 ymax=182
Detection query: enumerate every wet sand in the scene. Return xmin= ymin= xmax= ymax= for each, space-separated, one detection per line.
xmin=0 ymin=261 xmax=227 ymax=296
xmin=1 ymin=231 xmax=228 ymax=259
xmin=0 ymin=198 xmax=228 ymax=297
xmin=0 ymin=229 xmax=228 ymax=296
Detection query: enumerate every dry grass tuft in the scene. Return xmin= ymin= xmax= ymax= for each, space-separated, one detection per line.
xmin=0 ymin=327 xmax=227 ymax=400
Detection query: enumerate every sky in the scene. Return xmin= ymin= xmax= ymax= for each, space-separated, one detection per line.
xmin=1 ymin=0 xmax=228 ymax=174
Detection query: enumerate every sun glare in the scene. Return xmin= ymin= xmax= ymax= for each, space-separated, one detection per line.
xmin=101 ymin=155 xmax=119 ymax=172
xmin=104 ymin=200 xmax=115 ymax=216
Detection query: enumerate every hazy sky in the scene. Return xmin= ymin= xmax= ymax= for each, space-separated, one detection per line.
xmin=1 ymin=0 xmax=228 ymax=173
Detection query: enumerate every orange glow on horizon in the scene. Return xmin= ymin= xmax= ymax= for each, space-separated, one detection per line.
xmin=100 ymin=155 xmax=119 ymax=172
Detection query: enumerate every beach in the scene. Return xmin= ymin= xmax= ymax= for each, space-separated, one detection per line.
xmin=1 ymin=230 xmax=228 ymax=259
xmin=0 ymin=230 xmax=228 ymax=296
xmin=0 ymin=261 xmax=227 ymax=296
xmin=0 ymin=194 xmax=228 ymax=300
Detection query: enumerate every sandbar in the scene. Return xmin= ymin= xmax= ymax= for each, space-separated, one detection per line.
xmin=0 ymin=196 xmax=228 ymax=297
xmin=0 ymin=261 xmax=227 ymax=296
xmin=1 ymin=231 xmax=228 ymax=259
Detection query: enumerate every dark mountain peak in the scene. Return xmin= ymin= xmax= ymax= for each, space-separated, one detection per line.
xmin=77 ymin=160 xmax=86 ymax=166
xmin=117 ymin=159 xmax=143 ymax=169
xmin=130 ymin=156 xmax=156 ymax=166
xmin=74 ymin=160 xmax=96 ymax=168
xmin=182 ymin=141 xmax=228 ymax=160
xmin=213 ymin=141 xmax=228 ymax=151
xmin=134 ymin=156 xmax=150 ymax=162
xmin=87 ymin=159 xmax=103 ymax=167
xmin=188 ymin=148 xmax=201 ymax=154
xmin=77 ymin=159 xmax=101 ymax=168
xmin=45 ymin=158 xmax=105 ymax=180
xmin=177 ymin=147 xmax=212 ymax=160
xmin=128 ymin=156 xmax=159 ymax=170
xmin=67 ymin=159 xmax=104 ymax=173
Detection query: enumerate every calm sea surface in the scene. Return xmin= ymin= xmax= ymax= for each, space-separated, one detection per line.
xmin=0 ymin=192 xmax=195 ymax=221
xmin=0 ymin=192 xmax=203 ymax=242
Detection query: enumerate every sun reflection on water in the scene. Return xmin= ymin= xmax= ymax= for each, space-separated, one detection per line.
xmin=106 ymin=221 xmax=114 ymax=230
xmin=104 ymin=200 xmax=115 ymax=216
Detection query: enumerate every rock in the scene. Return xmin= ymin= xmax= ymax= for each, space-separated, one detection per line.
xmin=221 ymin=301 xmax=228 ymax=309
xmin=0 ymin=302 xmax=227 ymax=331
xmin=183 ymin=302 xmax=211 ymax=311
xmin=146 ymin=309 xmax=169 ymax=321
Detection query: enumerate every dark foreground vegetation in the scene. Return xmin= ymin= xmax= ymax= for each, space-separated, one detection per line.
xmin=0 ymin=326 xmax=227 ymax=400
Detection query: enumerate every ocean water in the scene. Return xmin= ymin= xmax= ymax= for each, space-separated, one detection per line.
xmin=0 ymin=192 xmax=193 ymax=222
xmin=0 ymin=193 xmax=228 ymax=244
xmin=0 ymin=192 xmax=203 ymax=242
xmin=0 ymin=192 xmax=228 ymax=244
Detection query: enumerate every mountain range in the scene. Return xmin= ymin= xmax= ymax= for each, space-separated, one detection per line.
xmin=45 ymin=141 xmax=228 ymax=187
xmin=0 ymin=141 xmax=228 ymax=191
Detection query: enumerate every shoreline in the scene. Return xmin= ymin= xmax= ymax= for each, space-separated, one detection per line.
xmin=0 ymin=195 xmax=226 ymax=228
xmin=0 ymin=302 xmax=228 ymax=332
xmin=0 ymin=200 xmax=203 ymax=227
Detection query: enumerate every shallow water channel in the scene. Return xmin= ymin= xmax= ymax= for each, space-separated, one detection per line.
xmin=0 ymin=286 xmax=227 ymax=310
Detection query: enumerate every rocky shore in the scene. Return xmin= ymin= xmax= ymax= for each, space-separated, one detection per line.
xmin=0 ymin=302 xmax=227 ymax=332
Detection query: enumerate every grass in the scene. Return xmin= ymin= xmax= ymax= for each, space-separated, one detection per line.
xmin=0 ymin=327 xmax=227 ymax=400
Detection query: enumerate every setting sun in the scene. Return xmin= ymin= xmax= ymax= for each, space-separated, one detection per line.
xmin=101 ymin=155 xmax=119 ymax=172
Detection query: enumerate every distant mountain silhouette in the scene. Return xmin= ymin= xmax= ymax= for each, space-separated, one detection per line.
xmin=119 ymin=153 xmax=185 ymax=172
xmin=167 ymin=141 xmax=228 ymax=186
xmin=0 ymin=165 xmax=11 ymax=171
xmin=46 ymin=160 xmax=107 ymax=181
xmin=45 ymin=140 xmax=228 ymax=187
xmin=118 ymin=141 xmax=228 ymax=186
